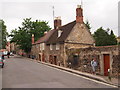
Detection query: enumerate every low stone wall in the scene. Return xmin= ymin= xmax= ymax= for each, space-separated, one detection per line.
xmin=112 ymin=55 xmax=119 ymax=77
xmin=66 ymin=45 xmax=119 ymax=77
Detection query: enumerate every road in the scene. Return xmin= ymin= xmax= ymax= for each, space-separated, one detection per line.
xmin=2 ymin=55 xmax=117 ymax=88
xmin=0 ymin=69 xmax=2 ymax=89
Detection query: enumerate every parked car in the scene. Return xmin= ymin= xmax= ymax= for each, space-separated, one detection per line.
xmin=0 ymin=56 xmax=4 ymax=68
xmin=10 ymin=52 xmax=14 ymax=56
xmin=0 ymin=52 xmax=2 ymax=56
xmin=3 ymin=51 xmax=8 ymax=56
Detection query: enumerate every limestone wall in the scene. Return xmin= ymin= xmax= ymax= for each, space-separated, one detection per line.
xmin=65 ymin=43 xmax=93 ymax=49
xmin=43 ymin=44 xmax=65 ymax=66
xmin=65 ymin=45 xmax=119 ymax=77
xmin=31 ymin=44 xmax=40 ymax=59
xmin=66 ymin=23 xmax=95 ymax=45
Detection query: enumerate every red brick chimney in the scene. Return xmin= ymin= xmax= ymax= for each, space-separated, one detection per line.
xmin=76 ymin=5 xmax=83 ymax=23
xmin=32 ymin=34 xmax=34 ymax=44
xmin=54 ymin=17 xmax=62 ymax=29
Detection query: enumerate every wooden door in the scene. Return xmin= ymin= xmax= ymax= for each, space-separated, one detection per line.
xmin=49 ymin=55 xmax=53 ymax=64
xmin=39 ymin=54 xmax=41 ymax=61
xmin=73 ymin=55 xmax=79 ymax=66
xmin=54 ymin=56 xmax=57 ymax=65
xmin=42 ymin=53 xmax=45 ymax=62
xmin=104 ymin=54 xmax=110 ymax=76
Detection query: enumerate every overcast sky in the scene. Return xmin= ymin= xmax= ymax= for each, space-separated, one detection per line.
xmin=0 ymin=0 xmax=119 ymax=36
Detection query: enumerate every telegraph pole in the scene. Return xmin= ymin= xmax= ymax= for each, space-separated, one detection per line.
xmin=81 ymin=0 xmax=83 ymax=8
xmin=52 ymin=6 xmax=55 ymax=27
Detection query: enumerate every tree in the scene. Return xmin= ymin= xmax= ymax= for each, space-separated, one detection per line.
xmin=0 ymin=19 xmax=8 ymax=49
xmin=85 ymin=20 xmax=91 ymax=32
xmin=9 ymin=18 xmax=51 ymax=53
xmin=29 ymin=19 xmax=51 ymax=41
xmin=109 ymin=30 xmax=117 ymax=45
xmin=93 ymin=27 xmax=117 ymax=46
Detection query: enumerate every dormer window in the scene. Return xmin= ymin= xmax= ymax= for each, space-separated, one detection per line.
xmin=58 ymin=30 xmax=62 ymax=38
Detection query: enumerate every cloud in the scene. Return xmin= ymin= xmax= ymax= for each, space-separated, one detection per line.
xmin=1 ymin=0 xmax=119 ymax=36
xmin=83 ymin=0 xmax=118 ymax=35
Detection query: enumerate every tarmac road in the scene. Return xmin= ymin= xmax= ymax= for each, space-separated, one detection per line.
xmin=2 ymin=55 xmax=118 ymax=88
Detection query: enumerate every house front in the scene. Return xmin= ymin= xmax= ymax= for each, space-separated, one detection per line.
xmin=31 ymin=5 xmax=95 ymax=67
xmin=30 ymin=5 xmax=119 ymax=77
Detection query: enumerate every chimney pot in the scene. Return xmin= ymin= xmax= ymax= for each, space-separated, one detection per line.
xmin=32 ymin=34 xmax=34 ymax=44
xmin=32 ymin=34 xmax=34 ymax=37
xmin=77 ymin=5 xmax=81 ymax=8
xmin=54 ymin=16 xmax=62 ymax=29
xmin=76 ymin=5 xmax=83 ymax=23
xmin=44 ymin=31 xmax=47 ymax=35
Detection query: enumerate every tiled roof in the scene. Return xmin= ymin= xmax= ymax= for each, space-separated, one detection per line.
xmin=33 ymin=20 xmax=76 ymax=45
xmin=33 ymin=29 xmax=56 ymax=45
xmin=46 ymin=21 xmax=76 ymax=44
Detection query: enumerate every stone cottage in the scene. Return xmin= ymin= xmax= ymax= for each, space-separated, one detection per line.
xmin=31 ymin=5 xmax=95 ymax=67
xmin=31 ymin=5 xmax=119 ymax=77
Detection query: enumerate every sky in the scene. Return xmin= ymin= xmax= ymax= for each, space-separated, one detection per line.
xmin=0 ymin=0 xmax=119 ymax=37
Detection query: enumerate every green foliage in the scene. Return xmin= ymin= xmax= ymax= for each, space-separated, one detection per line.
xmin=118 ymin=42 xmax=120 ymax=45
xmin=93 ymin=27 xmax=117 ymax=46
xmin=0 ymin=19 xmax=8 ymax=49
xmin=9 ymin=18 xmax=51 ymax=53
xmin=109 ymin=30 xmax=117 ymax=45
xmin=85 ymin=20 xmax=91 ymax=32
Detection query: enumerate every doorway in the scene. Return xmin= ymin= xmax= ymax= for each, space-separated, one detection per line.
xmin=39 ymin=54 xmax=41 ymax=61
xmin=103 ymin=54 xmax=110 ymax=76
xmin=53 ymin=56 xmax=57 ymax=65
xmin=73 ymin=55 xmax=79 ymax=66
xmin=42 ymin=53 xmax=45 ymax=62
xmin=49 ymin=55 xmax=53 ymax=64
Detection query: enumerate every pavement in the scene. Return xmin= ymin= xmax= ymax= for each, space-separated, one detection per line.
xmin=23 ymin=55 xmax=119 ymax=88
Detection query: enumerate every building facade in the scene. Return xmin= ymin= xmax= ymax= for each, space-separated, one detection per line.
xmin=31 ymin=5 xmax=95 ymax=67
xmin=31 ymin=5 xmax=119 ymax=77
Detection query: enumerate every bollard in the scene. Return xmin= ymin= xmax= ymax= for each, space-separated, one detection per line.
xmin=108 ymin=69 xmax=111 ymax=81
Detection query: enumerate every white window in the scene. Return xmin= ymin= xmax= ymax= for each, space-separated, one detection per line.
xmin=40 ymin=44 xmax=41 ymax=50
xmin=40 ymin=43 xmax=45 ymax=50
xmin=56 ymin=43 xmax=60 ymax=50
xmin=36 ymin=45 xmax=39 ymax=48
xmin=58 ymin=30 xmax=62 ymax=38
xmin=50 ymin=44 xmax=53 ymax=50
xmin=42 ymin=43 xmax=45 ymax=50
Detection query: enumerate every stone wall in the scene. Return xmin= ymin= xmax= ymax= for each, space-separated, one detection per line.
xmin=31 ymin=44 xmax=40 ymax=59
xmin=31 ymin=43 xmax=65 ymax=66
xmin=65 ymin=45 xmax=119 ymax=77
xmin=66 ymin=23 xmax=94 ymax=45
xmin=65 ymin=43 xmax=93 ymax=49
xmin=31 ymin=42 xmax=119 ymax=78
xmin=43 ymin=44 xmax=65 ymax=66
